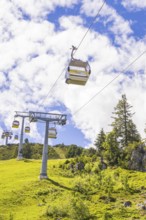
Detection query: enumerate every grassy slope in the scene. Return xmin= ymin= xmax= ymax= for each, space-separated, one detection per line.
xmin=0 ymin=159 xmax=146 ymax=220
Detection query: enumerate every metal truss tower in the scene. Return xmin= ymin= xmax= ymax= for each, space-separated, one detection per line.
xmin=29 ymin=111 xmax=67 ymax=179
xmin=14 ymin=111 xmax=29 ymax=160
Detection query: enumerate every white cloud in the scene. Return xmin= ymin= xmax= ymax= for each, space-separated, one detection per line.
xmin=0 ymin=72 xmax=6 ymax=85
xmin=122 ymin=0 xmax=146 ymax=10
xmin=9 ymin=0 xmax=79 ymax=19
xmin=81 ymin=0 xmax=133 ymax=37
xmin=0 ymin=0 xmax=146 ymax=147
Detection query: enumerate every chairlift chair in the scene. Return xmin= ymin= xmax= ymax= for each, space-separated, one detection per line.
xmin=25 ymin=126 xmax=30 ymax=133
xmin=48 ymin=128 xmax=57 ymax=139
xmin=65 ymin=46 xmax=91 ymax=85
xmin=12 ymin=120 xmax=19 ymax=128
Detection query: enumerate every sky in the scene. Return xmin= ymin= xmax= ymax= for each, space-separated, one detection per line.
xmin=0 ymin=0 xmax=146 ymax=148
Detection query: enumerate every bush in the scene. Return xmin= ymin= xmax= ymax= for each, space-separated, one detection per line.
xmin=84 ymin=163 xmax=92 ymax=173
xmin=44 ymin=205 xmax=68 ymax=218
xmin=121 ymin=175 xmax=130 ymax=192
xmin=73 ymin=175 xmax=96 ymax=195
xmin=103 ymin=212 xmax=113 ymax=220
xmin=43 ymin=197 xmax=94 ymax=220
xmin=91 ymin=161 xmax=102 ymax=173
xmin=69 ymin=198 xmax=92 ymax=220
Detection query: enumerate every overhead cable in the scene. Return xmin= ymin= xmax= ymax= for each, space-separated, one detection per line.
xmin=76 ymin=0 xmax=106 ymax=51
xmin=38 ymin=0 xmax=106 ymax=107
xmin=73 ymin=50 xmax=146 ymax=115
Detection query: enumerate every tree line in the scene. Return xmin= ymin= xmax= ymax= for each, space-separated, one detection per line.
xmin=0 ymin=142 xmax=85 ymax=160
xmin=94 ymin=94 xmax=146 ymax=168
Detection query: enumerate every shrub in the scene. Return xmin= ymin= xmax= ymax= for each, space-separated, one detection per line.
xmin=84 ymin=163 xmax=92 ymax=173
xmin=103 ymin=212 xmax=113 ymax=220
xmin=121 ymin=175 xmax=130 ymax=192
xmin=44 ymin=205 xmax=68 ymax=218
xmin=69 ymin=198 xmax=92 ymax=220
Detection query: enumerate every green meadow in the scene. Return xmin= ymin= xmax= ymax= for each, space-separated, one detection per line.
xmin=0 ymin=159 xmax=146 ymax=220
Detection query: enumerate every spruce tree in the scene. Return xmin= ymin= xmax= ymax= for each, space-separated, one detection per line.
xmin=111 ymin=94 xmax=141 ymax=147
xmin=94 ymin=128 xmax=106 ymax=154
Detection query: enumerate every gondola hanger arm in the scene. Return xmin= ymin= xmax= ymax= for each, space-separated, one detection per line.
xmin=71 ymin=45 xmax=77 ymax=60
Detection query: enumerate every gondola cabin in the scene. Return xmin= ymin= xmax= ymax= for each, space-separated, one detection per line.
xmin=48 ymin=128 xmax=57 ymax=139
xmin=12 ymin=120 xmax=19 ymax=128
xmin=25 ymin=126 xmax=30 ymax=133
xmin=1 ymin=134 xmax=5 ymax=139
xmin=14 ymin=135 xmax=18 ymax=140
xmin=65 ymin=46 xmax=91 ymax=85
xmin=66 ymin=60 xmax=91 ymax=85
xmin=5 ymin=132 xmax=9 ymax=137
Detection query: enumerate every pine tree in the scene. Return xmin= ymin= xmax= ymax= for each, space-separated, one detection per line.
xmin=94 ymin=128 xmax=106 ymax=154
xmin=111 ymin=94 xmax=141 ymax=147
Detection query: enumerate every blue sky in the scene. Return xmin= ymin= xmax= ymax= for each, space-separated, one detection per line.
xmin=0 ymin=0 xmax=146 ymax=147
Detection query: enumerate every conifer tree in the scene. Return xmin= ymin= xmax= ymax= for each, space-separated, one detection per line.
xmin=94 ymin=128 xmax=106 ymax=154
xmin=111 ymin=94 xmax=141 ymax=147
xmin=102 ymin=130 xmax=120 ymax=165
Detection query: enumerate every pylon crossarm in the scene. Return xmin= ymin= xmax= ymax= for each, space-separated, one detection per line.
xmin=29 ymin=111 xmax=67 ymax=125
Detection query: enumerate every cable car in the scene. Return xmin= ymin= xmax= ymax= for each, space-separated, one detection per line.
xmin=12 ymin=120 xmax=19 ymax=128
xmin=25 ymin=126 xmax=30 ymax=133
xmin=1 ymin=134 xmax=5 ymax=139
xmin=14 ymin=135 xmax=19 ymax=140
xmin=5 ymin=132 xmax=9 ymax=137
xmin=48 ymin=128 xmax=57 ymax=139
xmin=65 ymin=46 xmax=91 ymax=85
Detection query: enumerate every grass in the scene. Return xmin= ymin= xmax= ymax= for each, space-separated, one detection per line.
xmin=0 ymin=159 xmax=146 ymax=220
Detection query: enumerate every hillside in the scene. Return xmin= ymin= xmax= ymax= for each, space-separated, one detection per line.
xmin=0 ymin=159 xmax=146 ymax=220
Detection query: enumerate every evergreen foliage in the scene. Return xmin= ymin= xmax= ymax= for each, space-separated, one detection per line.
xmin=65 ymin=144 xmax=83 ymax=158
xmin=102 ymin=130 xmax=120 ymax=165
xmin=94 ymin=94 xmax=143 ymax=167
xmin=111 ymin=94 xmax=141 ymax=147
xmin=94 ymin=128 xmax=106 ymax=154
